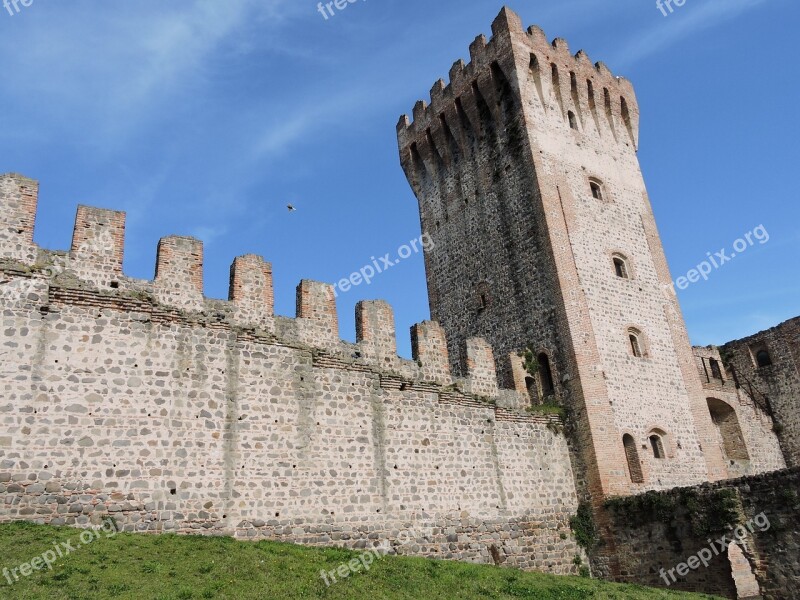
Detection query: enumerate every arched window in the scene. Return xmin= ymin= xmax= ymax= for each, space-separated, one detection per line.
xmin=568 ymin=111 xmax=578 ymax=130
xmin=589 ymin=179 xmax=604 ymax=201
xmin=550 ymin=63 xmax=560 ymax=86
xmin=708 ymin=398 xmax=750 ymax=460
xmin=649 ymin=434 xmax=665 ymax=459
xmin=612 ymin=254 xmax=630 ymax=279
xmin=628 ymin=328 xmax=645 ymax=358
xmin=538 ymin=353 xmax=555 ymax=397
xmin=709 ymin=358 xmax=723 ymax=380
xmin=623 ymin=434 xmax=644 ymax=483
xmin=755 ymin=349 xmax=772 ymax=368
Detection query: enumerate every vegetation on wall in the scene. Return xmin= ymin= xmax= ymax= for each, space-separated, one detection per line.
xmin=605 ymin=489 xmax=741 ymax=537
xmin=569 ymin=503 xmax=598 ymax=551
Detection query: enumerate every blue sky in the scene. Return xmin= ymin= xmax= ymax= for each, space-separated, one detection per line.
xmin=1 ymin=0 xmax=796 ymax=358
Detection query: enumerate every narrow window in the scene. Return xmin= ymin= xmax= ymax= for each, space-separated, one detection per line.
xmin=476 ymin=282 xmax=490 ymax=313
xmin=613 ymin=255 xmax=629 ymax=279
xmin=754 ymin=348 xmax=772 ymax=368
xmin=590 ymin=180 xmax=603 ymax=201
xmin=628 ymin=330 xmax=644 ymax=358
xmin=649 ymin=434 xmax=665 ymax=459
xmin=568 ymin=111 xmax=578 ymax=130
xmin=538 ymin=353 xmax=555 ymax=397
xmin=709 ymin=358 xmax=723 ymax=380
xmin=623 ymin=434 xmax=644 ymax=483
xmin=525 ymin=376 xmax=537 ymax=403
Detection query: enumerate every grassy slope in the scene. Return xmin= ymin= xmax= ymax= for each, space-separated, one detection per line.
xmin=0 ymin=523 xmax=723 ymax=600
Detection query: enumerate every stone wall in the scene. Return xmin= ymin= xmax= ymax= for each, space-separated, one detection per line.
xmin=721 ymin=318 xmax=800 ymax=467
xmin=692 ymin=346 xmax=786 ymax=478
xmin=604 ymin=467 xmax=800 ymax=600
xmin=0 ymin=173 xmax=583 ymax=573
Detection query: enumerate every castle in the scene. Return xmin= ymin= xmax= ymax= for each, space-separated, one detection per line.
xmin=1 ymin=7 xmax=798 ymax=599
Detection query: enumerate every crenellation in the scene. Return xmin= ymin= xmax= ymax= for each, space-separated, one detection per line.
xmin=491 ymin=6 xmax=524 ymax=39
xmin=465 ymin=337 xmax=499 ymax=398
xmin=295 ymin=279 xmax=339 ymax=348
xmin=69 ymin=205 xmax=126 ymax=289
xmin=153 ymin=235 xmax=204 ymax=311
xmin=229 ymin=254 xmax=274 ymax=330
xmin=355 ymin=300 xmax=397 ymax=364
xmin=448 ymin=59 xmax=467 ymax=89
xmin=397 ymin=8 xmax=639 ymax=153
xmin=468 ymin=34 xmax=489 ymax=66
xmin=411 ymin=321 xmax=453 ymax=386
xmin=0 ymin=173 xmax=39 ymax=263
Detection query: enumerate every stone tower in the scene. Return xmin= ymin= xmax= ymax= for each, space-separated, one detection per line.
xmin=397 ymin=7 xmax=727 ymax=500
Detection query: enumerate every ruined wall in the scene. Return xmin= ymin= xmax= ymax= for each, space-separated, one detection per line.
xmin=692 ymin=346 xmax=786 ymax=478
xmin=604 ymin=467 xmax=800 ymax=600
xmin=722 ymin=318 xmax=800 ymax=467
xmin=0 ymin=173 xmax=583 ymax=573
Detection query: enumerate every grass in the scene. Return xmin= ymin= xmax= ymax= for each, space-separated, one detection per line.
xmin=526 ymin=402 xmax=566 ymax=417
xmin=0 ymin=522 xmax=723 ymax=600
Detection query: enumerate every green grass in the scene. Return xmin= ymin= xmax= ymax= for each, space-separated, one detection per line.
xmin=0 ymin=522 xmax=722 ymax=600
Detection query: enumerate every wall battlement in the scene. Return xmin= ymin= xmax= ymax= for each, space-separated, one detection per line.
xmin=0 ymin=176 xmax=584 ymax=573
xmin=0 ymin=172 xmax=533 ymax=409
xmin=397 ymin=7 xmax=639 ymax=183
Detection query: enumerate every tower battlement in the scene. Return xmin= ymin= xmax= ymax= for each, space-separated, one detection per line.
xmin=397 ymin=6 xmax=639 ymax=182
xmin=0 ymin=172 xmax=531 ymax=409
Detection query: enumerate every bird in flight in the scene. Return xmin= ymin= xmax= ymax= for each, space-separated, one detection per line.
xmin=287 ymin=204 xmax=296 ymax=212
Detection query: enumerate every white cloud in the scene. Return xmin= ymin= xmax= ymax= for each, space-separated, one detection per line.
xmin=0 ymin=0 xmax=295 ymax=143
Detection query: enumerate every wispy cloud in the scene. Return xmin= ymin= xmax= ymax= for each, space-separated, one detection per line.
xmin=0 ymin=0 xmax=295 ymax=146
xmin=612 ymin=0 xmax=770 ymax=69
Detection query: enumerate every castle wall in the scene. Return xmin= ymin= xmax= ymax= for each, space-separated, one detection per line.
xmin=692 ymin=346 xmax=786 ymax=478
xmin=721 ymin=318 xmax=800 ymax=467
xmin=0 ymin=177 xmax=582 ymax=573
xmin=604 ymin=468 xmax=800 ymax=600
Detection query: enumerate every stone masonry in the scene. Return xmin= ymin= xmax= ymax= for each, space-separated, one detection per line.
xmin=1 ymin=7 xmax=798 ymax=598
xmin=721 ymin=317 xmax=800 ymax=467
xmin=0 ymin=173 xmax=583 ymax=573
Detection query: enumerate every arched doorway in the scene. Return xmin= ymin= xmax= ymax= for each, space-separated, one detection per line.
xmin=728 ymin=542 xmax=760 ymax=599
xmin=707 ymin=398 xmax=750 ymax=461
